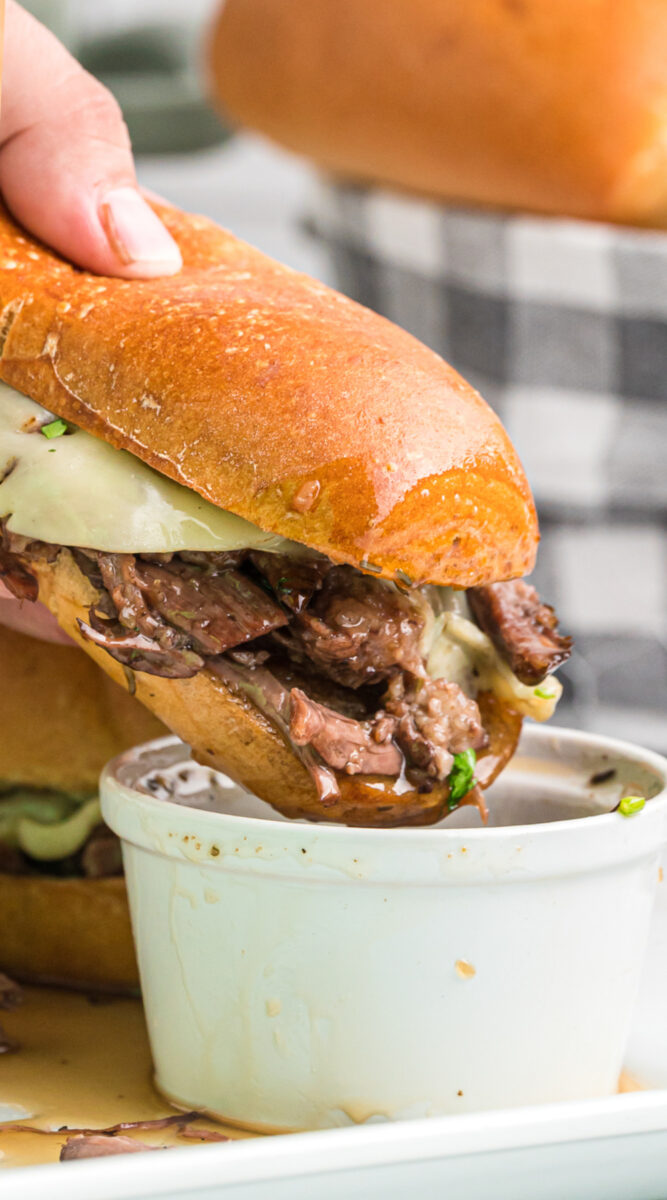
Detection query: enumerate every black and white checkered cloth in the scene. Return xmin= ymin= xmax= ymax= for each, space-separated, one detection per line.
xmin=311 ymin=181 xmax=667 ymax=751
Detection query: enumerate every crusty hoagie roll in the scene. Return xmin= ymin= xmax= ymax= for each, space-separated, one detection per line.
xmin=0 ymin=201 xmax=570 ymax=826
xmin=209 ymin=0 xmax=667 ymax=227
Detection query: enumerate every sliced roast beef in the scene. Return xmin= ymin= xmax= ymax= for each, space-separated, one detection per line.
xmin=132 ymin=560 xmax=287 ymax=654
xmin=250 ymin=551 xmax=330 ymax=613
xmin=97 ymin=554 xmax=192 ymax=652
xmin=82 ymin=559 xmax=198 ymax=676
xmin=384 ymin=674 xmax=487 ymax=785
xmin=289 ymin=688 xmax=402 ymax=777
xmin=208 ymin=656 xmax=340 ymax=803
xmin=78 ymin=618 xmax=204 ymax=678
xmin=468 ymin=580 xmax=572 ymax=686
xmin=275 ymin=566 xmax=424 ymax=688
xmin=80 ymin=553 xmax=287 ymax=677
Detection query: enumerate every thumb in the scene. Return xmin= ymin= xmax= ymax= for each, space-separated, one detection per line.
xmin=0 ymin=1 xmax=182 ymax=278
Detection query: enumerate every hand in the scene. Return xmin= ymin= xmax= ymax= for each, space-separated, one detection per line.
xmin=0 ymin=0 xmax=183 ymax=277
xmin=0 ymin=2 xmax=184 ymax=642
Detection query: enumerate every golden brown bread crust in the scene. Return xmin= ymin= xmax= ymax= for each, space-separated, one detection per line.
xmin=0 ymin=201 xmax=537 ymax=587
xmin=210 ymin=0 xmax=667 ymax=227
xmin=0 ymin=875 xmax=138 ymax=991
xmin=0 ymin=626 xmax=165 ymax=793
xmin=29 ymin=552 xmax=521 ymax=827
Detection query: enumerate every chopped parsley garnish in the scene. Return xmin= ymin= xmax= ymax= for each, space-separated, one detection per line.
xmin=618 ymin=795 xmax=646 ymax=817
xmin=534 ymin=685 xmax=554 ymax=699
xmin=447 ymin=748 xmax=477 ymax=810
xmin=41 ymin=418 xmax=69 ymax=439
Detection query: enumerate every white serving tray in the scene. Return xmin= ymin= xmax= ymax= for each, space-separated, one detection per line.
xmin=6 ymin=1090 xmax=667 ymax=1200
xmin=6 ymin=856 xmax=667 ymax=1200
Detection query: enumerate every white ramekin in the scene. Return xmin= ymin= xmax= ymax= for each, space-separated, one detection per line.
xmin=101 ymin=725 xmax=667 ymax=1132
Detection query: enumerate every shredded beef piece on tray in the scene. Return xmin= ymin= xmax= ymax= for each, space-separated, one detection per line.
xmin=468 ymin=580 xmax=572 ymax=686
xmin=60 ymin=1135 xmax=161 ymax=1160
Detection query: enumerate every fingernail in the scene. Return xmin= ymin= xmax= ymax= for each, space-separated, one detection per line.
xmin=99 ymin=187 xmax=182 ymax=274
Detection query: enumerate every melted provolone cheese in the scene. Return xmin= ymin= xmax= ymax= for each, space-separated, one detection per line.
xmin=0 ymin=387 xmax=291 ymax=554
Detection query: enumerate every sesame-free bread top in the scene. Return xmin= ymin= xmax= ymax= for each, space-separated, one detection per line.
xmin=0 ymin=201 xmax=537 ymax=587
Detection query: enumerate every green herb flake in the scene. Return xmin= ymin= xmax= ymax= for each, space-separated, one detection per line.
xmin=447 ymin=748 xmax=477 ymax=810
xmin=618 ymin=795 xmax=646 ymax=817
xmin=41 ymin=418 xmax=69 ymax=439
xmin=534 ymin=685 xmax=554 ymax=700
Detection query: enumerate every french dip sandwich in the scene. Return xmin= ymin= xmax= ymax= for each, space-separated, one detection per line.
xmin=0 ymin=626 xmax=164 ymax=990
xmin=0 ymin=201 xmax=570 ymax=826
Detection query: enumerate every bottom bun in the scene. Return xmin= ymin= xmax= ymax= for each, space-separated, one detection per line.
xmin=0 ymin=874 xmax=138 ymax=992
xmin=32 ymin=552 xmax=522 ymax=827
